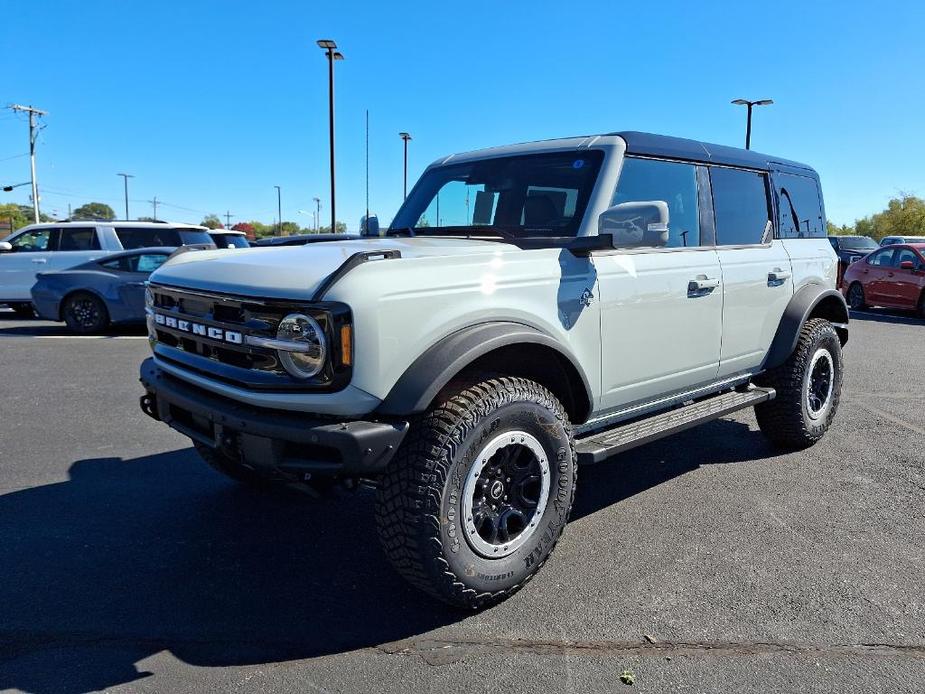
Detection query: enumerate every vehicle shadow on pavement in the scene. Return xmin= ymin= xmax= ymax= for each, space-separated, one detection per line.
xmin=0 ymin=420 xmax=775 ymax=694
xmin=571 ymin=418 xmax=778 ymax=521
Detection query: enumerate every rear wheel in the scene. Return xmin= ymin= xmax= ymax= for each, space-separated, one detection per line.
xmin=375 ymin=376 xmax=577 ymax=609
xmin=62 ymin=292 xmax=109 ymax=334
xmin=847 ymin=282 xmax=866 ymax=310
xmin=754 ymin=318 xmax=843 ymax=450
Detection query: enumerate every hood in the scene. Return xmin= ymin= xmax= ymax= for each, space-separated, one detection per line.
xmin=149 ymin=236 xmax=517 ymax=300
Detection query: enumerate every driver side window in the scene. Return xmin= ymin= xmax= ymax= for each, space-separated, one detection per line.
xmin=612 ymin=157 xmax=701 ymax=248
xmin=11 ymin=229 xmax=54 ymax=252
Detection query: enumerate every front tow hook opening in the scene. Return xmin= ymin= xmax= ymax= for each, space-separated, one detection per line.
xmin=140 ymin=393 xmax=160 ymax=421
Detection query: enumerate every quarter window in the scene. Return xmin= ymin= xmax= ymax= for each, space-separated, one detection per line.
xmin=710 ymin=168 xmax=772 ymax=246
xmin=775 ymin=173 xmax=825 ymax=238
xmin=611 ymin=157 xmax=701 ymax=247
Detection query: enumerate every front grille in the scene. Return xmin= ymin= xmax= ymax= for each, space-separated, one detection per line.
xmin=149 ymin=284 xmax=352 ymax=391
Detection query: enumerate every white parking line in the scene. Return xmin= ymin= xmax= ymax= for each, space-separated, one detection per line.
xmin=25 ymin=335 xmax=148 ymax=340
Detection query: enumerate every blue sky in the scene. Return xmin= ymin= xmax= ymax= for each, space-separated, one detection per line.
xmin=2 ymin=0 xmax=923 ymax=229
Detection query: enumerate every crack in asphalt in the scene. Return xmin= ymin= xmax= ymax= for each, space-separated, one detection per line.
xmin=5 ymin=630 xmax=925 ymax=668
xmin=378 ymin=637 xmax=925 ymax=665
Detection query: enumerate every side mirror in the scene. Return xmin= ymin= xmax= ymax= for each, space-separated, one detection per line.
xmin=0 ymin=241 xmax=12 ymax=253
xmin=598 ymin=201 xmax=670 ymax=248
xmin=360 ymin=214 xmax=380 ymax=237
xmin=900 ymin=260 xmax=915 ymax=270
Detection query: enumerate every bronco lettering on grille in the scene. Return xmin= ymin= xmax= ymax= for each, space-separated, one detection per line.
xmin=154 ymin=313 xmax=243 ymax=345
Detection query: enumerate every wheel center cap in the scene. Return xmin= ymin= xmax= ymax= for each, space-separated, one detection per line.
xmin=489 ymin=480 xmax=504 ymax=500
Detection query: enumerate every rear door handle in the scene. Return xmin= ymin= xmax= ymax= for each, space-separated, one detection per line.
xmin=767 ymin=269 xmax=791 ymax=285
xmin=688 ymin=276 xmax=720 ymax=296
xmin=31 ymin=258 xmax=47 ymax=264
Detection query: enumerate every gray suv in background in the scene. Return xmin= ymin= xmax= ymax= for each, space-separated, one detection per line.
xmin=0 ymin=221 xmax=214 ymax=316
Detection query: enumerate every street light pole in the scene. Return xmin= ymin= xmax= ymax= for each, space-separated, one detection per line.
xmin=117 ymin=173 xmax=134 ymax=219
xmin=317 ymin=39 xmax=343 ymax=233
xmin=731 ymin=98 xmax=773 ymax=150
xmin=274 ymin=185 xmax=282 ymax=235
xmin=399 ymin=132 xmax=412 ymax=199
xmin=313 ymin=197 xmax=321 ymax=232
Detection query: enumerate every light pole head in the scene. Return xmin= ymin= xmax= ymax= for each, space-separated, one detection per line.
xmin=399 ymin=132 xmax=412 ymax=142
xmin=731 ymin=99 xmax=750 ymax=106
xmin=732 ymin=98 xmax=773 ymax=107
xmin=117 ymin=172 xmax=135 ymax=179
xmin=754 ymin=99 xmax=774 ymax=106
xmin=333 ymin=51 xmax=344 ymax=61
xmin=316 ymin=39 xmax=337 ymax=49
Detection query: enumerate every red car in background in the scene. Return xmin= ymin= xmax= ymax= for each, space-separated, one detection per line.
xmin=843 ymin=243 xmax=925 ymax=318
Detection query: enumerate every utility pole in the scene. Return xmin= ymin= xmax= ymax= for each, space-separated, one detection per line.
xmin=313 ymin=197 xmax=321 ymax=232
xmin=117 ymin=173 xmax=134 ymax=219
xmin=224 ymin=210 xmax=234 ymax=228
xmin=67 ymin=203 xmax=72 ymax=220
xmin=9 ymin=104 xmax=47 ymax=223
xmin=365 ymin=109 xmax=369 ymax=230
xmin=149 ymin=196 xmax=158 ymax=220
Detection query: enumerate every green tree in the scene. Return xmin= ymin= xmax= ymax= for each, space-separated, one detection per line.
xmin=317 ymin=221 xmax=347 ymax=233
xmin=826 ymin=221 xmax=856 ymax=236
xmin=200 ymin=214 xmax=223 ymax=229
xmin=853 ymin=193 xmax=925 ymax=241
xmin=72 ymin=202 xmax=116 ymax=220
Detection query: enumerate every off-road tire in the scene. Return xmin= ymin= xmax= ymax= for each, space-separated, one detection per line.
xmin=754 ymin=318 xmax=843 ymax=450
xmin=62 ymin=292 xmax=109 ymax=334
xmin=375 ymin=376 xmax=577 ymax=609
xmin=847 ymin=282 xmax=866 ymax=310
xmin=11 ymin=303 xmax=34 ymax=319
xmin=193 ymin=441 xmax=273 ymax=487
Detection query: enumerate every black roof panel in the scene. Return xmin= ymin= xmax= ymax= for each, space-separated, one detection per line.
xmin=611 ymin=131 xmax=815 ymax=174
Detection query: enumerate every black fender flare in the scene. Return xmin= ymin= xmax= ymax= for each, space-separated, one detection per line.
xmin=764 ymin=284 xmax=849 ymax=369
xmin=375 ymin=321 xmax=594 ymax=420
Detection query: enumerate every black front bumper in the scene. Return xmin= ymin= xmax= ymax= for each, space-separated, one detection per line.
xmin=139 ymin=358 xmax=408 ymax=477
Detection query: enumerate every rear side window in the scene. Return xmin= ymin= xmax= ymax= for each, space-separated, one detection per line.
xmin=100 ymin=252 xmax=169 ymax=272
xmin=115 ymin=226 xmax=213 ymax=249
xmin=116 ymin=226 xmax=180 ymax=249
xmin=210 ymin=233 xmax=249 ymax=248
xmin=179 ymin=229 xmax=215 ymax=246
xmin=775 ymin=173 xmax=825 ymax=238
xmin=58 ymin=227 xmax=100 ymax=251
xmin=612 ymin=157 xmax=701 ymax=247
xmin=710 ymin=168 xmax=771 ymax=246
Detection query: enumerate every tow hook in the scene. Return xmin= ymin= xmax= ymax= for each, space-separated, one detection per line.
xmin=139 ymin=393 xmax=160 ymax=421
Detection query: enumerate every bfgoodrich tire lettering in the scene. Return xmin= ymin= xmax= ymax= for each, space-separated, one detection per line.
xmin=375 ymin=376 xmax=577 ymax=609
xmin=754 ymin=318 xmax=843 ymax=450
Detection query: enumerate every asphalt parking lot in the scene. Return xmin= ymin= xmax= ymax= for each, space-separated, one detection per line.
xmin=1 ymin=309 xmax=923 ymax=694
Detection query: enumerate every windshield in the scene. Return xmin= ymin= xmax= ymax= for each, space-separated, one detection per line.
xmin=840 ymin=236 xmax=878 ymax=251
xmin=390 ymin=150 xmax=604 ymax=238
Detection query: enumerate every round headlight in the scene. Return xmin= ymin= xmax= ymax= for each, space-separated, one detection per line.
xmin=276 ymin=313 xmax=326 ymax=379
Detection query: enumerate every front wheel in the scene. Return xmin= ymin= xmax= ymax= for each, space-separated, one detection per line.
xmin=375 ymin=376 xmax=577 ymax=609
xmin=62 ymin=292 xmax=109 ymax=334
xmin=754 ymin=318 xmax=843 ymax=450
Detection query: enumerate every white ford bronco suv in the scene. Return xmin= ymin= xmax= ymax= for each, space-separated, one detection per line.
xmin=139 ymin=131 xmax=848 ymax=608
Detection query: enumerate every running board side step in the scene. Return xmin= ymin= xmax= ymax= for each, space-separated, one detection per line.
xmin=575 ymin=386 xmax=775 ymax=464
